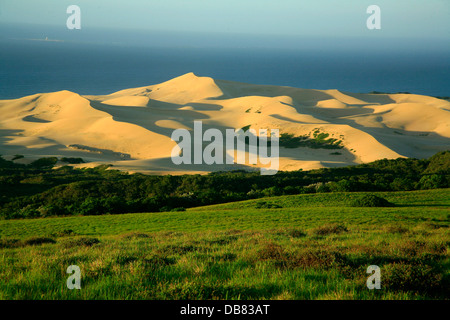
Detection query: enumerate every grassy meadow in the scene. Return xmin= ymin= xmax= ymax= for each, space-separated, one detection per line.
xmin=0 ymin=189 xmax=449 ymax=300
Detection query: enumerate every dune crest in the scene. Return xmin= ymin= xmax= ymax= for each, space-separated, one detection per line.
xmin=1 ymin=73 xmax=449 ymax=174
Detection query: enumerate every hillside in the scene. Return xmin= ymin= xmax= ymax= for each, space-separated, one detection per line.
xmin=0 ymin=188 xmax=448 ymax=300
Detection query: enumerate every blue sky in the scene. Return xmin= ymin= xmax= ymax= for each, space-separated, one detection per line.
xmin=1 ymin=0 xmax=449 ymax=39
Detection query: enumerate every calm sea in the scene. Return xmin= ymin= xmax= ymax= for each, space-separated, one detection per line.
xmin=1 ymin=39 xmax=449 ymax=99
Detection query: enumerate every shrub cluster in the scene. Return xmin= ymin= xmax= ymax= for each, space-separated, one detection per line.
xmin=350 ymin=194 xmax=394 ymax=207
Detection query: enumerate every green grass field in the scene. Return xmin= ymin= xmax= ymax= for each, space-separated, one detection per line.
xmin=0 ymin=189 xmax=449 ymax=300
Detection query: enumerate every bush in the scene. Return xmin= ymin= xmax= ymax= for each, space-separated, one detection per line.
xmin=79 ymin=198 xmax=104 ymax=215
xmin=255 ymin=201 xmax=282 ymax=209
xmin=328 ymin=179 xmax=359 ymax=192
xmin=37 ymin=205 xmax=60 ymax=217
xmin=171 ymin=207 xmax=186 ymax=212
xmin=120 ymin=232 xmax=152 ymax=240
xmin=144 ymin=255 xmax=177 ymax=269
xmin=291 ymin=250 xmax=345 ymax=269
xmin=29 ymin=157 xmax=58 ymax=169
xmin=257 ymin=242 xmax=286 ymax=261
xmin=383 ymin=262 xmax=444 ymax=294
xmin=390 ymin=178 xmax=415 ymax=191
xmin=0 ymin=238 xmax=20 ymax=249
xmin=63 ymin=237 xmax=100 ymax=248
xmin=350 ymin=194 xmax=394 ymax=207
xmin=418 ymin=174 xmax=448 ymax=190
xmin=22 ymin=237 xmax=56 ymax=246
xmin=275 ymin=228 xmax=306 ymax=238
xmin=313 ymin=224 xmax=348 ymax=236
xmin=384 ymin=225 xmax=409 ymax=234
xmin=60 ymin=157 xmax=85 ymax=164
xmin=17 ymin=206 xmax=41 ymax=219
xmin=214 ymin=252 xmax=237 ymax=262
xmin=286 ymin=228 xmax=307 ymax=238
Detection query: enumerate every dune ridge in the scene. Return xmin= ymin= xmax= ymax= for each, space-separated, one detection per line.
xmin=1 ymin=72 xmax=449 ymax=174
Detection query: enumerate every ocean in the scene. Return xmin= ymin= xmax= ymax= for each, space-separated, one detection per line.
xmin=1 ymin=39 xmax=449 ymax=99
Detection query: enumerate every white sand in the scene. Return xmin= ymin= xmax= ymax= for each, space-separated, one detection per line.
xmin=1 ymin=72 xmax=449 ymax=174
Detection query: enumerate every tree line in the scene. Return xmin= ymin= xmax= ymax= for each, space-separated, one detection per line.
xmin=0 ymin=151 xmax=448 ymax=219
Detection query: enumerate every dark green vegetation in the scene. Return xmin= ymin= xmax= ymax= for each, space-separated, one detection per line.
xmin=278 ymin=130 xmax=343 ymax=149
xmin=350 ymin=194 xmax=394 ymax=207
xmin=60 ymin=157 xmax=85 ymax=164
xmin=241 ymin=126 xmax=343 ymax=149
xmin=0 ymin=189 xmax=448 ymax=299
xmin=0 ymin=151 xmax=448 ymax=219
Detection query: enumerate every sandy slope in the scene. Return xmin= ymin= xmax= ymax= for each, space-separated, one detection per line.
xmin=1 ymin=72 xmax=449 ymax=174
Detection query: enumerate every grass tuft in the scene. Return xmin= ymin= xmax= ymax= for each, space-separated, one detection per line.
xmin=22 ymin=236 xmax=56 ymax=246
xmin=120 ymin=232 xmax=152 ymax=240
xmin=62 ymin=237 xmax=100 ymax=248
xmin=313 ymin=224 xmax=349 ymax=236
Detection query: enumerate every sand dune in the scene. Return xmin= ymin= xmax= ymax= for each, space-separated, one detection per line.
xmin=1 ymin=72 xmax=449 ymax=174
